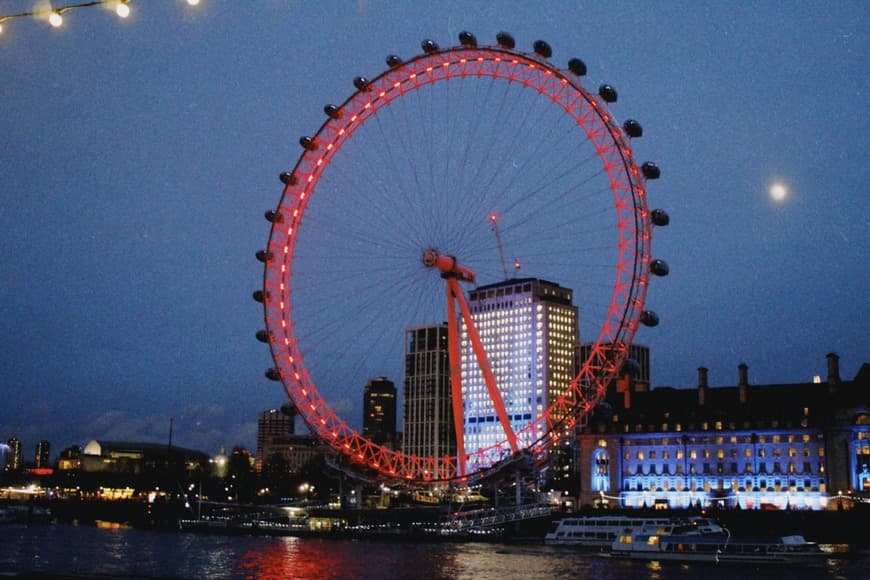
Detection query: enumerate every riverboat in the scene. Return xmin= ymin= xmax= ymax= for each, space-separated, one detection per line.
xmin=544 ymin=515 xmax=724 ymax=548
xmin=611 ymin=530 xmax=827 ymax=565
xmin=178 ymin=517 xmax=256 ymax=534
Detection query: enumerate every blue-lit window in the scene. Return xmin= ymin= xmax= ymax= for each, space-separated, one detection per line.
xmin=591 ymin=448 xmax=610 ymax=492
xmin=859 ymin=464 xmax=870 ymax=491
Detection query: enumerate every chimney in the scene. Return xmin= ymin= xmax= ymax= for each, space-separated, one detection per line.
xmin=826 ymin=352 xmax=841 ymax=388
xmin=697 ymin=366 xmax=708 ymax=406
xmin=616 ymin=374 xmax=632 ymax=409
xmin=738 ymin=363 xmax=748 ymax=404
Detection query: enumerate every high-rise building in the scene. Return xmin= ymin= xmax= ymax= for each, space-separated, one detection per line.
xmin=6 ymin=438 xmax=21 ymax=472
xmin=256 ymin=404 xmax=297 ymax=473
xmin=462 ymin=278 xmax=578 ymax=461
xmin=403 ymin=324 xmax=455 ymax=459
xmin=35 ymin=440 xmax=50 ymax=469
xmin=362 ymin=377 xmax=397 ymax=447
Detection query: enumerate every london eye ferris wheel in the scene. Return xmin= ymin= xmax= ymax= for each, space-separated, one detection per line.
xmin=256 ymin=31 xmax=669 ymax=485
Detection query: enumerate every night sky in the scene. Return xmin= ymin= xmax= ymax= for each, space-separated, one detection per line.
xmin=1 ymin=1 xmax=866 ymax=458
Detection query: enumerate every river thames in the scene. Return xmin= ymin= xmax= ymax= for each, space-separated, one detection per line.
xmin=0 ymin=523 xmax=868 ymax=579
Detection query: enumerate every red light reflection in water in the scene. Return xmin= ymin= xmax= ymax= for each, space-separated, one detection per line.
xmin=235 ymin=537 xmax=462 ymax=579
xmin=237 ymin=538 xmax=311 ymax=578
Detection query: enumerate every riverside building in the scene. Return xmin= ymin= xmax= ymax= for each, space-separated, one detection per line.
xmin=5 ymin=438 xmax=21 ymax=472
xmin=461 ymin=278 xmax=578 ymax=465
xmin=362 ymin=377 xmax=397 ymax=447
xmin=35 ymin=440 xmax=51 ymax=469
xmin=256 ymin=405 xmax=296 ymax=473
xmin=403 ymin=324 xmax=455 ymax=459
xmin=575 ymin=353 xmax=869 ymax=511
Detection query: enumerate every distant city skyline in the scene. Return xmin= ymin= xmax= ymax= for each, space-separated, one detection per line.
xmin=4 ymin=349 xmax=865 ymax=467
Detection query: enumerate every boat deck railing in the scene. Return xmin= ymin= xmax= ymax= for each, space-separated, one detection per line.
xmin=445 ymin=504 xmax=553 ymax=529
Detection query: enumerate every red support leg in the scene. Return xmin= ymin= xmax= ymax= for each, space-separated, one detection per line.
xmin=446 ymin=282 xmax=467 ymax=477
xmin=448 ymin=278 xmax=519 ymax=454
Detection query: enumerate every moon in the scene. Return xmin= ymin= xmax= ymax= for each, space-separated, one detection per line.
xmin=769 ymin=182 xmax=788 ymax=202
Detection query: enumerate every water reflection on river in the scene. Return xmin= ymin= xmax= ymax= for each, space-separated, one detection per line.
xmin=0 ymin=524 xmax=867 ymax=579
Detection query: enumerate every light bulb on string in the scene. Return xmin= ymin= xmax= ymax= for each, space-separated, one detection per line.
xmin=0 ymin=0 xmax=203 ymax=37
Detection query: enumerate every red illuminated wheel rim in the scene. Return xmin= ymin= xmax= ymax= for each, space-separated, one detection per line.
xmin=260 ymin=33 xmax=659 ymax=483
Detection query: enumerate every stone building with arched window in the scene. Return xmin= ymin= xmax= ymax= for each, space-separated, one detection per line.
xmin=575 ymin=354 xmax=868 ymax=511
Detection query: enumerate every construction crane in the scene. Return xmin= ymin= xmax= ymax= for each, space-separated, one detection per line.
xmin=490 ymin=213 xmax=520 ymax=280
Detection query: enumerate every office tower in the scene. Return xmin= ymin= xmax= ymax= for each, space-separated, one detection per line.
xmin=462 ymin=278 xmax=578 ymax=458
xmin=256 ymin=404 xmax=296 ymax=473
xmin=362 ymin=377 xmax=397 ymax=446
xmin=403 ymin=324 xmax=455 ymax=458
xmin=6 ymin=438 xmax=21 ymax=472
xmin=35 ymin=440 xmax=51 ymax=469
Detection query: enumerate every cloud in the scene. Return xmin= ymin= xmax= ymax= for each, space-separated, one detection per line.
xmin=82 ymin=410 xmax=169 ymax=444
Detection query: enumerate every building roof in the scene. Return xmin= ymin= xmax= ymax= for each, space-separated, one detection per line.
xmin=474 ymin=277 xmax=559 ymax=291
xmin=83 ymin=440 xmax=210 ymax=459
xmin=590 ymin=361 xmax=868 ymax=434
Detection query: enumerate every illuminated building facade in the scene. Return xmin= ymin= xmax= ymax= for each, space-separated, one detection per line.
xmin=56 ymin=445 xmax=82 ymax=471
xmin=462 ymin=278 xmax=578 ymax=460
xmin=403 ymin=324 xmax=455 ymax=459
xmin=576 ymin=354 xmax=870 ymax=511
xmin=35 ymin=440 xmax=50 ymax=469
xmin=550 ymin=343 xmax=651 ymax=494
xmin=256 ymin=404 xmax=297 ymax=473
xmin=362 ymin=377 xmax=397 ymax=447
xmin=263 ymin=433 xmax=329 ymax=475
xmin=5 ymin=438 xmax=21 ymax=472
xmin=79 ymin=440 xmax=210 ymax=475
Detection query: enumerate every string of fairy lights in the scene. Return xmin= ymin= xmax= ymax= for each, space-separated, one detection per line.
xmin=0 ymin=0 xmax=201 ymax=35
